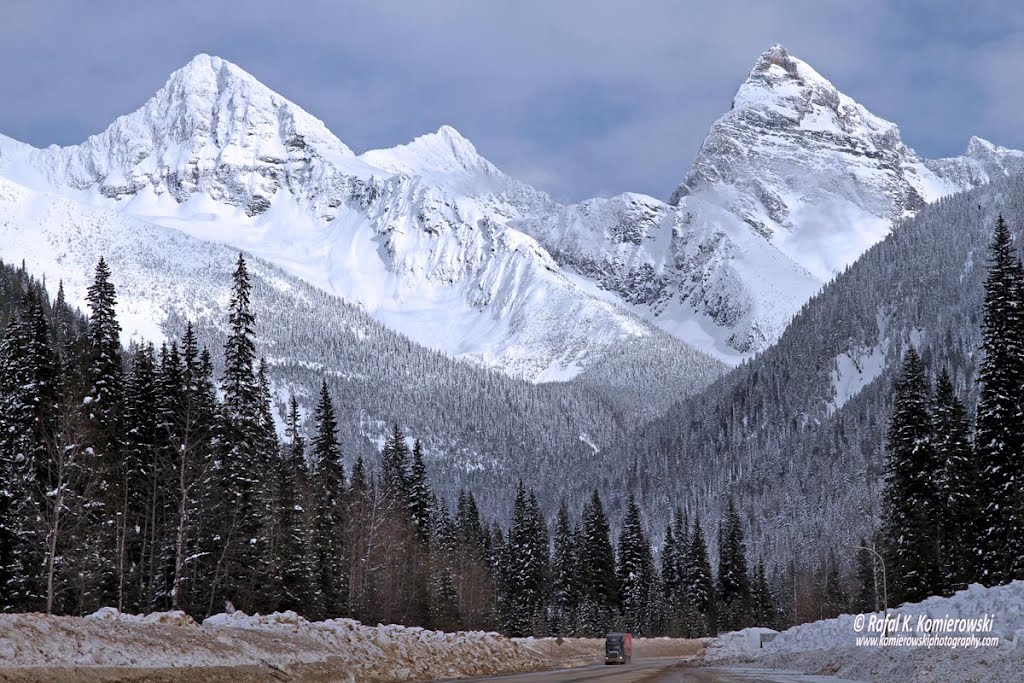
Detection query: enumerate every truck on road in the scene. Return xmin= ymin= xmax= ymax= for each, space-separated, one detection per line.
xmin=604 ymin=632 xmax=632 ymax=664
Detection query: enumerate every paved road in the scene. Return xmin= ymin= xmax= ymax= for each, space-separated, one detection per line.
xmin=433 ymin=662 xmax=853 ymax=683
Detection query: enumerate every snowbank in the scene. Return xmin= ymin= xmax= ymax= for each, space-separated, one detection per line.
xmin=705 ymin=581 xmax=1024 ymax=682
xmin=0 ymin=608 xmax=546 ymax=682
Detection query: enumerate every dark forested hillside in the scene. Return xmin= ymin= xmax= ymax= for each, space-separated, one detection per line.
xmin=610 ymin=174 xmax=1024 ymax=576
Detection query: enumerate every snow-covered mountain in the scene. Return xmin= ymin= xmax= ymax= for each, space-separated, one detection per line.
xmin=0 ymin=55 xmax=691 ymax=382
xmin=514 ymin=46 xmax=1024 ymax=359
xmin=1 ymin=47 xmax=1020 ymax=374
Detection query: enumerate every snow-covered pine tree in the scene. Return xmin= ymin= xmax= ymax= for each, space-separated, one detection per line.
xmin=750 ymin=559 xmax=775 ymax=627
xmin=271 ymin=393 xmax=313 ymax=614
xmin=83 ymin=256 xmax=125 ymax=610
xmin=932 ymin=368 xmax=979 ymax=591
xmin=408 ymin=440 xmax=431 ymax=542
xmin=0 ymin=295 xmax=58 ymax=611
xmin=309 ymin=381 xmax=347 ymax=618
xmin=498 ymin=481 xmax=548 ymax=636
xmin=120 ymin=344 xmax=159 ymax=612
xmin=453 ymin=490 xmax=495 ymax=630
xmin=975 ymin=216 xmax=1024 ymax=584
xmin=661 ymin=506 xmax=690 ymax=635
xmin=684 ymin=513 xmax=715 ymax=636
xmin=717 ymin=499 xmax=752 ymax=632
xmin=214 ymin=253 xmax=267 ymax=613
xmin=380 ymin=423 xmax=410 ymax=508
xmin=428 ymin=499 xmax=462 ymax=631
xmin=175 ymin=339 xmax=219 ymax=615
xmin=882 ymin=347 xmax=942 ymax=603
xmin=550 ymin=499 xmax=580 ymax=636
xmin=617 ymin=493 xmax=655 ymax=635
xmin=578 ymin=489 xmax=618 ymax=635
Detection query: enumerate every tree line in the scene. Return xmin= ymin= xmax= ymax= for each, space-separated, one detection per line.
xmin=879 ymin=215 xmax=1024 ymax=606
xmin=0 ymin=253 xmax=789 ymax=636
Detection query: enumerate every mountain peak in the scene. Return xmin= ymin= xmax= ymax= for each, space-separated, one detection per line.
xmin=146 ymin=54 xmax=351 ymax=156
xmin=360 ymin=124 xmax=498 ymax=180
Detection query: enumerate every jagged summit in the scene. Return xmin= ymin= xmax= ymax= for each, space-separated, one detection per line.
xmin=153 ymin=53 xmax=352 ymax=155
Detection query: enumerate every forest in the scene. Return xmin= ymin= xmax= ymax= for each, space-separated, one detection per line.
xmin=1 ymin=213 xmax=1021 ymax=635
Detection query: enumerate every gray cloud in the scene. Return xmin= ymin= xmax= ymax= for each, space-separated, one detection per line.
xmin=2 ymin=1 xmax=1021 ymax=201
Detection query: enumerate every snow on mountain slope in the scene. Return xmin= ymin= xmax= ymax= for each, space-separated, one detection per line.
xmin=2 ymin=48 xmax=1018 ymax=369
xmin=0 ymin=55 xmax=705 ymax=382
xmin=514 ymin=45 xmax=1023 ymax=360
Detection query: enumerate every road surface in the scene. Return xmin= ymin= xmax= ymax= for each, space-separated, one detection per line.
xmin=433 ymin=661 xmax=855 ymax=682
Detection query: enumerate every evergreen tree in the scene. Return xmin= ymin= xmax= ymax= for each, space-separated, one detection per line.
xmin=577 ymin=489 xmax=618 ymax=635
xmin=932 ymin=369 xmax=979 ymax=590
xmin=685 ymin=514 xmax=715 ymax=636
xmin=750 ymin=560 xmax=775 ymax=627
xmin=121 ymin=345 xmax=159 ymax=612
xmin=498 ymin=482 xmax=548 ymax=636
xmin=662 ymin=506 xmax=689 ymax=635
xmin=428 ymin=500 xmax=462 ymax=631
xmin=170 ymin=327 xmax=218 ymax=614
xmin=717 ymin=499 xmax=752 ymax=632
xmin=975 ymin=216 xmax=1024 ymax=584
xmin=213 ymin=253 xmax=267 ymax=613
xmin=617 ymin=494 xmax=655 ymax=635
xmin=381 ymin=423 xmax=410 ymax=506
xmin=881 ymin=347 xmax=942 ymax=602
xmin=272 ymin=394 xmax=313 ymax=613
xmin=83 ymin=256 xmax=125 ymax=610
xmin=407 ymin=440 xmax=431 ymax=542
xmin=221 ymin=254 xmax=258 ymax=419
xmin=310 ymin=381 xmax=347 ymax=617
xmin=550 ymin=500 xmax=580 ymax=635
xmin=0 ymin=296 xmax=58 ymax=611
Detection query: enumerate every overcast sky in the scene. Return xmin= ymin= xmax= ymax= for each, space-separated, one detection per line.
xmin=2 ymin=1 xmax=1022 ymax=201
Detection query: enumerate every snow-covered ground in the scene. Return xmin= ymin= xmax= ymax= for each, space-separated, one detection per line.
xmin=705 ymin=581 xmax=1024 ymax=682
xmin=0 ymin=608 xmax=546 ymax=681
xmin=0 ymin=608 xmax=702 ymax=681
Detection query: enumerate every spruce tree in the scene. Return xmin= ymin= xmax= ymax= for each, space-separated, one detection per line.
xmin=975 ymin=216 xmax=1024 ymax=584
xmin=717 ymin=499 xmax=752 ymax=632
xmin=685 ymin=514 xmax=715 ymax=636
xmin=882 ymin=347 xmax=942 ymax=602
xmin=407 ymin=440 xmax=431 ymax=542
xmin=81 ymin=257 xmax=126 ymax=610
xmin=578 ymin=489 xmax=618 ymax=635
xmin=751 ymin=560 xmax=775 ymax=627
xmin=272 ymin=394 xmax=313 ymax=614
xmin=310 ymin=381 xmax=347 ymax=617
xmin=428 ymin=501 xmax=462 ymax=631
xmin=617 ymin=494 xmax=655 ymax=635
xmin=550 ymin=500 xmax=580 ymax=635
xmin=214 ymin=253 xmax=266 ymax=613
xmin=121 ymin=345 xmax=159 ymax=612
xmin=381 ymin=423 xmax=410 ymax=506
xmin=498 ymin=482 xmax=548 ymax=636
xmin=932 ymin=369 xmax=979 ymax=590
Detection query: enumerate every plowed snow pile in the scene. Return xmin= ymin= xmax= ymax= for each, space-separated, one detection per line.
xmin=0 ymin=608 xmax=545 ymax=681
xmin=705 ymin=581 xmax=1024 ymax=682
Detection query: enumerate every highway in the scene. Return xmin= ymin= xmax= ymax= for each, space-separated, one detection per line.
xmin=432 ymin=660 xmax=843 ymax=683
